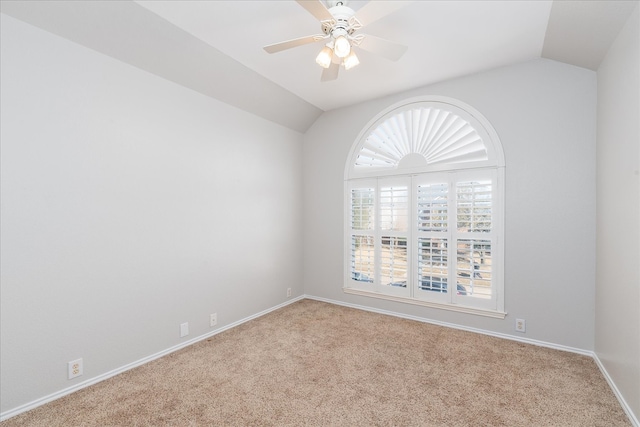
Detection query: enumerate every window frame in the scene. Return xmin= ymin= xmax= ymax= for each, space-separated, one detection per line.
xmin=344 ymin=97 xmax=506 ymax=319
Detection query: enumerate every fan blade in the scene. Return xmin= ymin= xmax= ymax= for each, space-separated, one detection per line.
xmin=357 ymin=34 xmax=408 ymax=61
xmin=263 ymin=34 xmax=325 ymax=54
xmin=321 ymin=61 xmax=339 ymax=82
xmin=355 ymin=1 xmax=412 ymax=27
xmin=296 ymin=0 xmax=334 ymax=22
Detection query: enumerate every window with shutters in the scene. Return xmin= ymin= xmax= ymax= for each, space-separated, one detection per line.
xmin=344 ymin=97 xmax=506 ymax=318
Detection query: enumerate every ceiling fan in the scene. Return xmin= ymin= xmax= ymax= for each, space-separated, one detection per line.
xmin=263 ymin=0 xmax=409 ymax=82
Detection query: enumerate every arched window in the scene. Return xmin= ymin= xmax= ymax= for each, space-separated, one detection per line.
xmin=344 ymin=97 xmax=506 ymax=318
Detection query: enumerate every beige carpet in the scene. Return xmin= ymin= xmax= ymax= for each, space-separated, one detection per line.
xmin=1 ymin=299 xmax=630 ymax=426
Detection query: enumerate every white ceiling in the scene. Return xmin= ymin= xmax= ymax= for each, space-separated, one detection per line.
xmin=135 ymin=0 xmax=552 ymax=112
xmin=1 ymin=0 xmax=637 ymax=132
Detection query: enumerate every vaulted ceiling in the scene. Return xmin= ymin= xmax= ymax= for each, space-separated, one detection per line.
xmin=1 ymin=0 xmax=637 ymax=132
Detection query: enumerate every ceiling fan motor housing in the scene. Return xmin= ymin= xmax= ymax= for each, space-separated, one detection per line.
xmin=323 ymin=3 xmax=358 ymax=38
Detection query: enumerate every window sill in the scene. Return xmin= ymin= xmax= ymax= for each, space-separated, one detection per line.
xmin=343 ymin=287 xmax=507 ymax=319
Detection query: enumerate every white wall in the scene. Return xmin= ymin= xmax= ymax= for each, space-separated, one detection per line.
xmin=303 ymin=59 xmax=597 ymax=350
xmin=596 ymin=3 xmax=640 ymax=422
xmin=0 ymin=14 xmax=303 ymax=414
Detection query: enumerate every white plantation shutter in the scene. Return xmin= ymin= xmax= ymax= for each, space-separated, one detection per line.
xmin=417 ymin=183 xmax=448 ymax=233
xmin=415 ymin=179 xmax=450 ymax=302
xmin=380 ymin=236 xmax=408 ymax=287
xmin=456 ymin=239 xmax=492 ymax=300
xmin=351 ymin=235 xmax=375 ymax=282
xmin=354 ymin=108 xmax=488 ymax=170
xmin=379 ymin=178 xmax=410 ymax=295
xmin=349 ymin=183 xmax=376 ymax=285
xmin=380 ymin=185 xmax=409 ymax=232
xmin=453 ymin=171 xmax=497 ymax=309
xmin=457 ymin=180 xmax=492 ymax=233
xmin=417 ymin=237 xmax=448 ymax=291
xmin=351 ymin=187 xmax=375 ymax=231
xmin=345 ymin=98 xmax=504 ymax=317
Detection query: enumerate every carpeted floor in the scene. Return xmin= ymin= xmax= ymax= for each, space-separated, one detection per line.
xmin=1 ymin=299 xmax=631 ymax=426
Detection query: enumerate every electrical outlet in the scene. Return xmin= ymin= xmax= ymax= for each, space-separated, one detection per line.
xmin=68 ymin=358 xmax=83 ymax=379
xmin=180 ymin=322 xmax=189 ymax=337
xmin=287 ymin=288 xmax=292 ymax=298
xmin=515 ymin=318 xmax=526 ymax=333
xmin=210 ymin=313 xmax=217 ymax=327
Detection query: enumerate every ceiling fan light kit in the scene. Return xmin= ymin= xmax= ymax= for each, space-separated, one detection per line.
xmin=315 ymin=45 xmax=334 ymax=68
xmin=264 ymin=0 xmax=408 ymax=81
xmin=333 ymin=34 xmax=351 ymax=58
xmin=343 ymin=50 xmax=360 ymax=70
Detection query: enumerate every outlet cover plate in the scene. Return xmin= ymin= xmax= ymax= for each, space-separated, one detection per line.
xmin=68 ymin=358 xmax=83 ymax=379
xmin=180 ymin=322 xmax=189 ymax=337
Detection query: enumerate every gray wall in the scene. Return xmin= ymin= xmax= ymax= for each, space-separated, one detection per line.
xmin=0 ymin=15 xmax=303 ymax=413
xmin=303 ymin=58 xmax=597 ymax=350
xmin=596 ymin=3 xmax=640 ymax=421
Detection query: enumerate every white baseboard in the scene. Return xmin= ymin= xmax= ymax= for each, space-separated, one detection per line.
xmin=306 ymin=295 xmax=592 ymax=355
xmin=592 ymin=353 xmax=640 ymax=427
xmin=0 ymin=296 xmax=305 ymax=422
xmin=306 ymin=294 xmax=639 ymax=427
